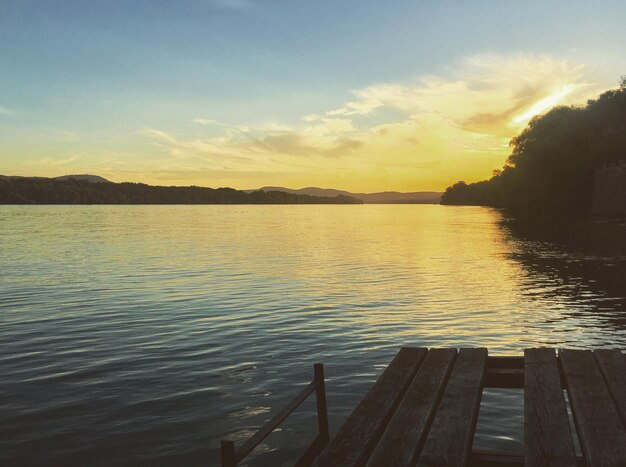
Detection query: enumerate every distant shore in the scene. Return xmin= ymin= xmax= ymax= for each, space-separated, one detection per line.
xmin=0 ymin=176 xmax=363 ymax=205
xmin=0 ymin=175 xmax=443 ymax=205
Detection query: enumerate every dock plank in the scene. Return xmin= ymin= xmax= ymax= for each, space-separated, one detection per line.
xmin=312 ymin=347 xmax=427 ymax=467
xmin=524 ymin=348 xmax=576 ymax=467
xmin=593 ymin=349 xmax=626 ymax=425
xmin=559 ymin=349 xmax=626 ymax=466
xmin=366 ymin=348 xmax=457 ymax=467
xmin=416 ymin=348 xmax=487 ymax=467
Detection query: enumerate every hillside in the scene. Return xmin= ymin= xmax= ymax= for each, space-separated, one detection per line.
xmin=0 ymin=177 xmax=362 ymax=205
xmin=252 ymin=186 xmax=442 ymax=204
xmin=0 ymin=174 xmax=110 ymax=183
xmin=53 ymin=174 xmax=110 ymax=183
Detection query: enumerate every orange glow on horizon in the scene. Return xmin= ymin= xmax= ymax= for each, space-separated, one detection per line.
xmin=0 ymin=55 xmax=605 ymax=193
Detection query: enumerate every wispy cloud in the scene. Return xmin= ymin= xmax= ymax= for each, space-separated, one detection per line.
xmin=38 ymin=154 xmax=82 ymax=166
xmin=137 ymin=53 xmax=604 ymax=191
xmin=138 ymin=127 xmax=178 ymax=144
xmin=192 ymin=118 xmax=223 ymax=126
xmin=329 ymin=54 xmax=592 ymax=135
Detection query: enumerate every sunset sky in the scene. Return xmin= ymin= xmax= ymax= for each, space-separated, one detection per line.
xmin=1 ymin=0 xmax=624 ymax=192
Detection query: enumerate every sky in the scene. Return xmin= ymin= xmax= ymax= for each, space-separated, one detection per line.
xmin=1 ymin=0 xmax=625 ymax=192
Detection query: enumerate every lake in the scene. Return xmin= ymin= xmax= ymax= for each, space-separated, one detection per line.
xmin=1 ymin=205 xmax=625 ymax=466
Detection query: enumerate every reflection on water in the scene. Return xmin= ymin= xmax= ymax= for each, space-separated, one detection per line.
xmin=500 ymin=217 xmax=626 ymax=336
xmin=0 ymin=205 xmax=624 ymax=466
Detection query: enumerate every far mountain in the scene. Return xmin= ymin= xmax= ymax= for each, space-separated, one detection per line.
xmin=249 ymin=186 xmax=442 ymax=204
xmin=0 ymin=177 xmax=362 ymax=205
xmin=0 ymin=174 xmax=110 ymax=183
xmin=53 ymin=174 xmax=110 ymax=183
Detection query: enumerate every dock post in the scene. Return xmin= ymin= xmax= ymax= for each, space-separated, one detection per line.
xmin=221 ymin=440 xmax=237 ymax=467
xmin=314 ymin=363 xmax=330 ymax=442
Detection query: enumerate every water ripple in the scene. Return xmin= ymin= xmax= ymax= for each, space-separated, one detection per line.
xmin=1 ymin=205 xmax=625 ymax=466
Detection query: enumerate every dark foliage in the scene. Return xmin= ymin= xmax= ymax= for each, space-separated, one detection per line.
xmin=441 ymin=80 xmax=626 ymax=217
xmin=0 ymin=178 xmax=363 ymax=205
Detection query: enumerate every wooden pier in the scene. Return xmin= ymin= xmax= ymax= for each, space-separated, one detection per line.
xmin=221 ymin=347 xmax=626 ymax=467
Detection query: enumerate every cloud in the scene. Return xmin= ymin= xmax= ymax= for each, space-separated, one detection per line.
xmin=140 ymin=120 xmax=362 ymax=169
xmin=251 ymin=132 xmax=362 ymax=158
xmin=38 ymin=154 xmax=82 ymax=166
xmin=192 ymin=118 xmax=223 ymax=126
xmin=137 ymin=53 xmax=604 ymax=191
xmin=138 ymin=127 xmax=178 ymax=144
xmin=324 ymin=99 xmax=384 ymax=118
xmin=339 ymin=54 xmax=592 ymax=136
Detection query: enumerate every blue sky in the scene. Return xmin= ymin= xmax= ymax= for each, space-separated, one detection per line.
xmin=1 ymin=0 xmax=625 ymax=190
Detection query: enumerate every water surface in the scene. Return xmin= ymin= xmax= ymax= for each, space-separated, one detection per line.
xmin=1 ymin=205 xmax=625 ymax=466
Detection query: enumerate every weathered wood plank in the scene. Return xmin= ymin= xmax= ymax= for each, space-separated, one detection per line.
xmin=524 ymin=348 xmax=576 ymax=467
xmin=416 ymin=348 xmax=487 ymax=467
xmin=594 ymin=349 xmax=626 ymax=425
xmin=468 ymin=450 xmax=585 ymax=467
xmin=469 ymin=449 xmax=524 ymax=467
xmin=559 ymin=349 xmax=626 ymax=466
xmin=312 ymin=347 xmax=428 ymax=467
xmin=366 ymin=348 xmax=457 ymax=467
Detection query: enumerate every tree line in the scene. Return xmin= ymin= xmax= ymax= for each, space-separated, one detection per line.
xmin=441 ymin=78 xmax=626 ymax=217
xmin=0 ymin=177 xmax=363 ymax=205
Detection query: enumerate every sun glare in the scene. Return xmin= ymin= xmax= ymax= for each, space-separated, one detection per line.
xmin=512 ymin=85 xmax=573 ymax=124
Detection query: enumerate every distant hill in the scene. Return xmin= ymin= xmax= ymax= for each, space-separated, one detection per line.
xmin=250 ymin=186 xmax=442 ymax=204
xmin=0 ymin=177 xmax=362 ymax=205
xmin=0 ymin=175 xmax=440 ymax=205
xmin=53 ymin=174 xmax=110 ymax=183
xmin=0 ymin=174 xmax=110 ymax=183
xmin=356 ymin=191 xmax=442 ymax=204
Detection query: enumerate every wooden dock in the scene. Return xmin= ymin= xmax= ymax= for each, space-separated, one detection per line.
xmin=221 ymin=348 xmax=626 ymax=467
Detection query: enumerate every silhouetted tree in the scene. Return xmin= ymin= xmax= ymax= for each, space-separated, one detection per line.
xmin=441 ymin=78 xmax=626 ymax=217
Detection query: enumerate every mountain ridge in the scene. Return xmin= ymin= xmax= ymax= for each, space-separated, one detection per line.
xmin=249 ymin=186 xmax=442 ymax=204
xmin=0 ymin=174 xmax=110 ymax=183
xmin=0 ymin=176 xmax=362 ymax=205
xmin=0 ymin=175 xmax=443 ymax=204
